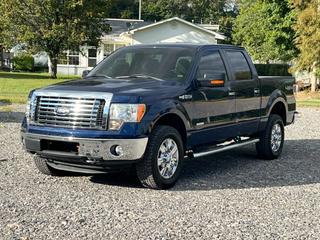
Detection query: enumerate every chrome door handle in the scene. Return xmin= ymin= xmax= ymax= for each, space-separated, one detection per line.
xmin=228 ymin=91 xmax=236 ymax=96
xmin=254 ymin=88 xmax=260 ymax=95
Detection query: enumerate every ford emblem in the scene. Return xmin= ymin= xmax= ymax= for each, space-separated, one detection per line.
xmin=54 ymin=106 xmax=70 ymax=116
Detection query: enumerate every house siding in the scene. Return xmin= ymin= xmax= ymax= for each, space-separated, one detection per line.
xmin=131 ymin=21 xmax=217 ymax=44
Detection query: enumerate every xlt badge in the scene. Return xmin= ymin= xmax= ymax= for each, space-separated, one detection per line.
xmin=179 ymin=94 xmax=192 ymax=100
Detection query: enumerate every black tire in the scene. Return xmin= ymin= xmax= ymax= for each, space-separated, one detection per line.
xmin=256 ymin=114 xmax=285 ymax=160
xmin=136 ymin=125 xmax=184 ymax=189
xmin=34 ymin=155 xmax=63 ymax=176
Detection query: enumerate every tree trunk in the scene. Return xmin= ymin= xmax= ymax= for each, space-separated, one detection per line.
xmin=49 ymin=55 xmax=58 ymax=79
xmin=0 ymin=46 xmax=4 ymax=70
xmin=311 ymin=67 xmax=317 ymax=92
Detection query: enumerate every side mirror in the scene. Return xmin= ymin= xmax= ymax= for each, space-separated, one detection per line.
xmin=82 ymin=70 xmax=90 ymax=78
xmin=197 ymin=73 xmax=226 ymax=87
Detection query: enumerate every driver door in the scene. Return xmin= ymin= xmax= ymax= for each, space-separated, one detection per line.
xmin=188 ymin=49 xmax=237 ymax=146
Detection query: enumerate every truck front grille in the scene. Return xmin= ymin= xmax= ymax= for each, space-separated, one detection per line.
xmin=34 ymin=96 xmax=105 ymax=129
xmin=29 ymin=91 xmax=113 ymax=130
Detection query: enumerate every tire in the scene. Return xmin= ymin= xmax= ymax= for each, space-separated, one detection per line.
xmin=256 ymin=114 xmax=285 ymax=160
xmin=34 ymin=155 xmax=63 ymax=176
xmin=136 ymin=125 xmax=184 ymax=189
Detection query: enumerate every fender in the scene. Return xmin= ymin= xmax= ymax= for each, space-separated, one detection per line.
xmin=258 ymin=90 xmax=289 ymax=132
xmin=142 ymin=99 xmax=191 ymax=135
xmin=264 ymin=89 xmax=288 ymax=117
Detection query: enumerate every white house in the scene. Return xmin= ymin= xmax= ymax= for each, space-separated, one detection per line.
xmin=57 ymin=17 xmax=226 ymax=75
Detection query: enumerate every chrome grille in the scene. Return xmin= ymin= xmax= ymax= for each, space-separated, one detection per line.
xmin=30 ymin=91 xmax=113 ymax=130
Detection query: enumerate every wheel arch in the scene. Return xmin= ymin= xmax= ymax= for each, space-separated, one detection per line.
xmin=150 ymin=112 xmax=188 ymax=150
xmin=267 ymin=98 xmax=288 ymax=124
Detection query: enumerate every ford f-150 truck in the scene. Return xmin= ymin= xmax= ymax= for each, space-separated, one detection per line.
xmin=21 ymin=44 xmax=296 ymax=189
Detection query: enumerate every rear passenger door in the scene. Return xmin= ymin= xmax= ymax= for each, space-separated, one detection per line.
xmin=224 ymin=50 xmax=261 ymax=135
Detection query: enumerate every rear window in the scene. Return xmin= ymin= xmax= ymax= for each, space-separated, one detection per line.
xmin=255 ymin=64 xmax=292 ymax=76
xmin=226 ymin=51 xmax=252 ymax=80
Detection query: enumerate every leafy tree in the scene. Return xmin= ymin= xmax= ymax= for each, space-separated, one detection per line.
xmin=233 ymin=0 xmax=297 ymax=63
xmin=106 ymin=0 xmax=139 ymax=19
xmin=291 ymin=0 xmax=320 ymax=91
xmin=0 ymin=0 xmax=110 ymax=78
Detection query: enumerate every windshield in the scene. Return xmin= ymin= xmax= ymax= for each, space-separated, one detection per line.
xmin=87 ymin=46 xmax=196 ymax=82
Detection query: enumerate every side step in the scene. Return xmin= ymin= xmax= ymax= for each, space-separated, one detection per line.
xmin=192 ymin=138 xmax=259 ymax=158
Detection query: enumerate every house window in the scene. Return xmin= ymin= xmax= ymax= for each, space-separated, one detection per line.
xmin=104 ymin=44 xmax=114 ymax=58
xmin=88 ymin=48 xmax=97 ymax=67
xmin=58 ymin=50 xmax=79 ymax=65
xmin=103 ymin=43 xmax=126 ymax=58
xmin=68 ymin=50 xmax=80 ymax=65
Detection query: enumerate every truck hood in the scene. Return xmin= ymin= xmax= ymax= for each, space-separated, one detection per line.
xmin=41 ymin=77 xmax=185 ymax=97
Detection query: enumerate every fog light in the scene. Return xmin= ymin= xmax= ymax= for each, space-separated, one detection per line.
xmin=115 ymin=146 xmax=123 ymax=156
xmin=111 ymin=145 xmax=124 ymax=156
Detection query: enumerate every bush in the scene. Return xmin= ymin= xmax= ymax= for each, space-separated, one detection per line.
xmin=255 ymin=64 xmax=291 ymax=76
xmin=12 ymin=53 xmax=34 ymax=71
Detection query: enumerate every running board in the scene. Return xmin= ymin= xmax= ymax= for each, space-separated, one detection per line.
xmin=192 ymin=139 xmax=259 ymax=158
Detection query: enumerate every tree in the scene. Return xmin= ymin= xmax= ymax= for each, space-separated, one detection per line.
xmin=0 ymin=0 xmax=110 ymax=78
xmin=291 ymin=0 xmax=320 ymax=91
xmin=233 ymin=0 xmax=297 ymax=63
xmin=105 ymin=0 xmax=139 ymax=19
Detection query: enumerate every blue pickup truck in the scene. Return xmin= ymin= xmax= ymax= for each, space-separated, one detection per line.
xmin=21 ymin=44 xmax=296 ymax=189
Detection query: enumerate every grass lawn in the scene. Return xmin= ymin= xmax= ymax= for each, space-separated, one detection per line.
xmin=296 ymin=91 xmax=320 ymax=108
xmin=0 ymin=71 xmax=78 ymax=104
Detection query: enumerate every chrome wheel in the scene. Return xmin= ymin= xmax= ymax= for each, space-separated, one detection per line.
xmin=157 ymin=138 xmax=179 ymax=179
xmin=271 ymin=123 xmax=282 ymax=152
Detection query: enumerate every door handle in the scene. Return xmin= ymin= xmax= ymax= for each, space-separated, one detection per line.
xmin=254 ymin=88 xmax=260 ymax=95
xmin=228 ymin=91 xmax=236 ymax=96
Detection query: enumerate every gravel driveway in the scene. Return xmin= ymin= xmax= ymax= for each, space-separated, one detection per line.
xmin=1 ymin=106 xmax=320 ymax=239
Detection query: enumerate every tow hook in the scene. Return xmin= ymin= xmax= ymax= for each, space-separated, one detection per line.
xmin=85 ymin=154 xmax=102 ymax=164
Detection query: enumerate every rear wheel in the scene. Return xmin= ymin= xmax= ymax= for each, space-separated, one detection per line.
xmin=256 ymin=114 xmax=285 ymax=160
xmin=34 ymin=155 xmax=64 ymax=176
xmin=136 ymin=125 xmax=184 ymax=189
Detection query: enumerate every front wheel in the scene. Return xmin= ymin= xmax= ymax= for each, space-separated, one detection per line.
xmin=256 ymin=114 xmax=285 ymax=160
xmin=34 ymin=155 xmax=65 ymax=176
xmin=136 ymin=125 xmax=184 ymax=189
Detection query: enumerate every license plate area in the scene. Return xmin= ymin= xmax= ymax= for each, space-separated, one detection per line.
xmin=41 ymin=139 xmax=79 ymax=153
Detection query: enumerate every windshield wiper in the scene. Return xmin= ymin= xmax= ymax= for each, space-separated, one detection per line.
xmin=86 ymin=74 xmax=112 ymax=79
xmin=115 ymin=74 xmax=163 ymax=81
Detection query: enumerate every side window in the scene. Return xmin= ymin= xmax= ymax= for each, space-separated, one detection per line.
xmin=197 ymin=51 xmax=227 ymax=80
xmin=226 ymin=51 xmax=252 ymax=80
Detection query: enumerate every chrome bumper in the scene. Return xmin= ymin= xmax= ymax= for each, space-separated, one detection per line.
xmin=22 ymin=132 xmax=148 ymax=161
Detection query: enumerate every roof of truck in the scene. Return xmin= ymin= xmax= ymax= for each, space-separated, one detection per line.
xmin=125 ymin=43 xmax=245 ymax=51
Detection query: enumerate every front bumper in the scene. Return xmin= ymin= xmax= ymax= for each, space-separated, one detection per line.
xmin=21 ymin=132 xmax=148 ymax=161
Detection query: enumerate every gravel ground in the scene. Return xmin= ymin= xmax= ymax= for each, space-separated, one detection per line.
xmin=0 ymin=106 xmax=320 ymax=239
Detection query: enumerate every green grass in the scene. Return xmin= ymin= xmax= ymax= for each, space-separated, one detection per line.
xmin=0 ymin=71 xmax=79 ymax=104
xmin=296 ymin=99 xmax=320 ymax=107
xmin=296 ymin=91 xmax=320 ymax=108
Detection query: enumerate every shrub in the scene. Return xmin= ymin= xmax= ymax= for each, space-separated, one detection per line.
xmin=12 ymin=53 xmax=34 ymax=71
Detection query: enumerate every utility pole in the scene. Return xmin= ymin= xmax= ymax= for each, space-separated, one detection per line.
xmin=139 ymin=0 xmax=142 ymax=20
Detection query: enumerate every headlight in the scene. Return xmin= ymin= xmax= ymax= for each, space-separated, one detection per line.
xmin=26 ymin=90 xmax=37 ymax=123
xmin=109 ymin=104 xmax=146 ymax=130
